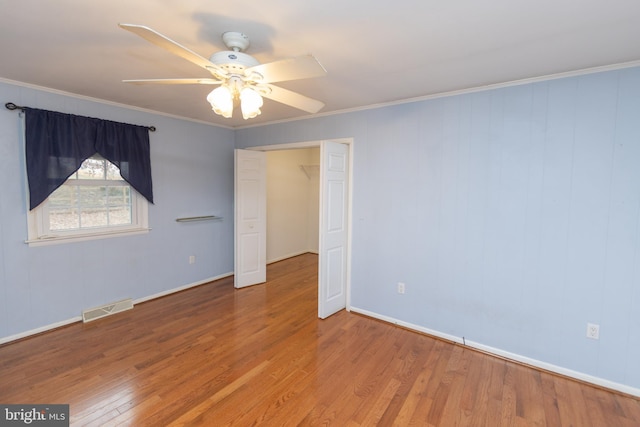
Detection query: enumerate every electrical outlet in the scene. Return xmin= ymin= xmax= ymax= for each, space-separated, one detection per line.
xmin=397 ymin=282 xmax=405 ymax=294
xmin=586 ymin=323 xmax=600 ymax=340
xmin=189 ymin=255 xmax=196 ymax=265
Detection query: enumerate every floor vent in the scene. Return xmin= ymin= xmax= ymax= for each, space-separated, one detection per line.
xmin=82 ymin=298 xmax=134 ymax=323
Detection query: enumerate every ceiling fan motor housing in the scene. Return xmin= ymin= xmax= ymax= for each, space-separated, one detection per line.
xmin=209 ymin=51 xmax=259 ymax=73
xmin=208 ymin=31 xmax=260 ymax=74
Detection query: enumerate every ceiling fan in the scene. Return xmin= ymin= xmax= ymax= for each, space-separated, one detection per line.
xmin=119 ymin=24 xmax=327 ymax=120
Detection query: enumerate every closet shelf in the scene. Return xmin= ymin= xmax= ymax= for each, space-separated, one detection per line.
xmin=299 ymin=164 xmax=319 ymax=179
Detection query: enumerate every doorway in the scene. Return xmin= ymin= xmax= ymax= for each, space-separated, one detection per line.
xmin=234 ymin=139 xmax=353 ymax=319
xmin=265 ymin=147 xmax=320 ymax=264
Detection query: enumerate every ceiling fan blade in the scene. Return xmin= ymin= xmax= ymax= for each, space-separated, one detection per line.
xmin=245 ymin=55 xmax=327 ymax=84
xmin=123 ymin=78 xmax=223 ymax=85
xmin=261 ymin=84 xmax=325 ymax=113
xmin=119 ymin=23 xmax=227 ymax=77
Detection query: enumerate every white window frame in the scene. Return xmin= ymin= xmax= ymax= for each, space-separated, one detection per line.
xmin=26 ymin=157 xmax=150 ymax=246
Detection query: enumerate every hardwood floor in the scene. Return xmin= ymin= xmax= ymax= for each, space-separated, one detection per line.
xmin=1 ymin=253 xmax=639 ymax=426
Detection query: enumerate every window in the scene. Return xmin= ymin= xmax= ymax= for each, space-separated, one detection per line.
xmin=27 ymin=155 xmax=149 ymax=245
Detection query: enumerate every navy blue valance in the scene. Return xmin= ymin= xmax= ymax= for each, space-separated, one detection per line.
xmin=25 ymin=108 xmax=154 ymax=210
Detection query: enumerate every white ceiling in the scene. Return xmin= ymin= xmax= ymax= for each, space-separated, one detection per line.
xmin=2 ymin=1 xmax=640 ymax=128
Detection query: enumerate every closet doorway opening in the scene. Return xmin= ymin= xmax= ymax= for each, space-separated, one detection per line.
xmin=234 ymin=139 xmax=352 ymax=318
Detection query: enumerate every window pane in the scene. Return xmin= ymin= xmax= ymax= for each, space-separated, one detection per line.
xmin=78 ymin=186 xmax=107 ymax=228
xmin=106 ymin=162 xmax=122 ymax=181
xmin=107 ymin=186 xmax=132 ymax=225
xmin=78 ymin=158 xmax=106 ymax=180
xmin=79 ymin=186 xmax=107 ymax=207
xmin=108 ymin=186 xmax=128 ymax=199
xmin=108 ymin=206 xmax=132 ymax=225
xmin=80 ymin=208 xmax=108 ymax=228
xmin=49 ymin=185 xmax=77 ymax=207
xmin=49 ymin=208 xmax=80 ymax=231
xmin=107 ymin=186 xmax=130 ymax=204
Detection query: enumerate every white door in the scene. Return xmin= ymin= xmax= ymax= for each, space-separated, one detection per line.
xmin=318 ymin=141 xmax=350 ymax=318
xmin=234 ymin=149 xmax=267 ymax=288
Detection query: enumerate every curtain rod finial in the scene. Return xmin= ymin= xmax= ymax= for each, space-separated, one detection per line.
xmin=5 ymin=102 xmax=25 ymax=112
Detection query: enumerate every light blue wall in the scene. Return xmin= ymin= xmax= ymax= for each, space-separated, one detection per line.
xmin=2 ymin=66 xmax=640 ymax=391
xmin=0 ymin=81 xmax=235 ymax=339
xmin=236 ymin=67 xmax=640 ymax=390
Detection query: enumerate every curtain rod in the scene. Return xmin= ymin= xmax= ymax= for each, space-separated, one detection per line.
xmin=5 ymin=102 xmax=156 ymax=132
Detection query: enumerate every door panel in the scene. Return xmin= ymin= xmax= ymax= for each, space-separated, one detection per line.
xmin=235 ymin=149 xmax=267 ymax=288
xmin=326 ymin=247 xmax=344 ymax=298
xmin=318 ymin=141 xmax=349 ymax=318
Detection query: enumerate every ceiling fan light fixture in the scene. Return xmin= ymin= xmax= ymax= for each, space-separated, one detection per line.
xmin=207 ymin=86 xmax=233 ymax=118
xmin=240 ymin=87 xmax=263 ymax=120
xmin=120 ymin=25 xmax=327 ymax=121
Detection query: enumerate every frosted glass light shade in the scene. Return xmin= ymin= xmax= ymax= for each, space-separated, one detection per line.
xmin=240 ymin=87 xmax=263 ymax=120
xmin=207 ymin=86 xmax=233 ymax=118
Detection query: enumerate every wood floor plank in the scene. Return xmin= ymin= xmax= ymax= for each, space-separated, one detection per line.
xmin=540 ymin=371 xmax=563 ymax=427
xmin=1 ymin=253 xmax=639 ymax=426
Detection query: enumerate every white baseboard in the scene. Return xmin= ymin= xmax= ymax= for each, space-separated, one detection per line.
xmin=134 ymin=272 xmax=233 ymax=304
xmin=0 ymin=272 xmax=234 ymax=345
xmin=349 ymin=306 xmax=640 ymax=398
xmin=0 ymin=316 xmax=82 ymax=345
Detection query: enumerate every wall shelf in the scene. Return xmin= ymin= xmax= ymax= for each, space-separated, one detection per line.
xmin=175 ymin=215 xmax=223 ymax=223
